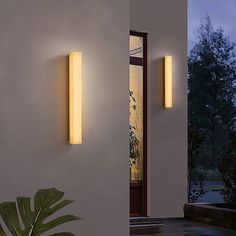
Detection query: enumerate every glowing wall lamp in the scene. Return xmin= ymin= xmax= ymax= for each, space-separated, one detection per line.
xmin=69 ymin=52 xmax=82 ymax=144
xmin=164 ymin=56 xmax=172 ymax=108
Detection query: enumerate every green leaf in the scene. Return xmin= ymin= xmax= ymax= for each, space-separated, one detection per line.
xmin=49 ymin=233 xmax=74 ymax=236
xmin=0 ymin=188 xmax=80 ymax=236
xmin=0 ymin=202 xmax=25 ymax=236
xmin=38 ymin=215 xmax=80 ymax=234
xmin=48 ymin=200 xmax=75 ymax=217
xmin=17 ymin=197 xmax=33 ymax=230
xmin=0 ymin=223 xmax=7 ymax=236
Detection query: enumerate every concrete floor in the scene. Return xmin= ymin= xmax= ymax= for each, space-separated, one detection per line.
xmin=130 ymin=219 xmax=236 ymax=236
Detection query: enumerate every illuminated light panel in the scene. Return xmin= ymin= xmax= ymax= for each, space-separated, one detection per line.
xmin=164 ymin=56 xmax=172 ymax=108
xmin=69 ymin=52 xmax=82 ymax=144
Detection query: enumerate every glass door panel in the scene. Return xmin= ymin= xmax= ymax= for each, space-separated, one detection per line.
xmin=130 ymin=64 xmax=143 ymax=181
xmin=129 ymin=32 xmax=147 ymax=216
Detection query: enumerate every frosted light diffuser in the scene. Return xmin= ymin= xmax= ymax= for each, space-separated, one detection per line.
xmin=69 ymin=52 xmax=82 ymax=144
xmin=164 ymin=56 xmax=172 ymax=108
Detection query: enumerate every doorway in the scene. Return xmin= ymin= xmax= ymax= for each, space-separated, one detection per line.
xmin=129 ymin=31 xmax=147 ymax=217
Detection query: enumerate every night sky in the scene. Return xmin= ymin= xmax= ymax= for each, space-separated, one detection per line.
xmin=188 ymin=0 xmax=236 ymax=52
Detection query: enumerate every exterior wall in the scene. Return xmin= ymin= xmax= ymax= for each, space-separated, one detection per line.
xmin=0 ymin=0 xmax=129 ymax=235
xmin=130 ymin=0 xmax=188 ymax=217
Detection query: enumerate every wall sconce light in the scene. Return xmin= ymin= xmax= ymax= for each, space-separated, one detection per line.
xmin=164 ymin=56 xmax=172 ymax=108
xmin=69 ymin=52 xmax=82 ymax=144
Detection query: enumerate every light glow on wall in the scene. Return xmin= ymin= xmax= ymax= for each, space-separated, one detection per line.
xmin=69 ymin=52 xmax=82 ymax=144
xmin=164 ymin=56 xmax=172 ymax=108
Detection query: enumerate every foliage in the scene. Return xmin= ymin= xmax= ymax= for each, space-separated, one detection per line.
xmin=0 ymin=188 xmax=80 ymax=236
xmin=188 ymin=126 xmax=207 ymax=202
xmin=188 ymin=169 xmax=206 ymax=203
xmin=188 ymin=16 xmax=236 ymax=167
xmin=129 ymin=90 xmax=140 ymax=167
xmin=218 ymin=132 xmax=236 ymax=206
xmin=188 ymin=16 xmax=236 ymax=202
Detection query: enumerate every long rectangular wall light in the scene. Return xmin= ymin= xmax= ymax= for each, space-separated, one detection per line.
xmin=69 ymin=52 xmax=82 ymax=144
xmin=164 ymin=55 xmax=172 ymax=108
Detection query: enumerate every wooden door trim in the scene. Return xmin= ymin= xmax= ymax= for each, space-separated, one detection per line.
xmin=130 ymin=30 xmax=148 ymax=217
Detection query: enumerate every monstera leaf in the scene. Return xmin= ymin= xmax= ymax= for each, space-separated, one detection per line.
xmin=0 ymin=188 xmax=80 ymax=236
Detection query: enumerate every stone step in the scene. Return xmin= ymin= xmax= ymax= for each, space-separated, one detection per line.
xmin=130 ymin=218 xmax=184 ymax=235
xmin=130 ymin=223 xmax=163 ymax=235
xmin=130 ymin=217 xmax=183 ymax=225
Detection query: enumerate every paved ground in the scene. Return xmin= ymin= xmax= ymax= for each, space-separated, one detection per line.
xmin=198 ymin=181 xmax=224 ymax=203
xmin=130 ymin=219 xmax=236 ymax=235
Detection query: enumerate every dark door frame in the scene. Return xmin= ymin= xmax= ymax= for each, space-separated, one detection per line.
xmin=130 ymin=30 xmax=148 ymax=217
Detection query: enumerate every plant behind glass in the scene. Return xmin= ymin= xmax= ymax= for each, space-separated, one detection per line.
xmin=129 ymin=90 xmax=140 ymax=167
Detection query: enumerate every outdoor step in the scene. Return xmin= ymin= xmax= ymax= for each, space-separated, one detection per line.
xmin=130 ymin=217 xmax=183 ymax=225
xmin=130 ymin=223 xmax=163 ymax=235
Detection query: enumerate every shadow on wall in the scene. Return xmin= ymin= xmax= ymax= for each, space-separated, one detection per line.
xmin=45 ymin=55 xmax=69 ymax=147
xmin=150 ymin=58 xmax=164 ymax=111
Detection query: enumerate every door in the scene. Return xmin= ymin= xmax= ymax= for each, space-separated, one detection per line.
xmin=129 ymin=31 xmax=147 ymax=217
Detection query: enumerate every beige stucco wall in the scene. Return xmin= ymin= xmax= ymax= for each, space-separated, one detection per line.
xmin=0 ymin=0 xmax=129 ymax=235
xmin=0 ymin=0 xmax=188 ymax=234
xmin=130 ymin=0 xmax=188 ymax=217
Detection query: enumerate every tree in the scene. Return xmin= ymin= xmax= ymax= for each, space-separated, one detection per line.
xmin=188 ymin=126 xmax=207 ymax=202
xmin=189 ymin=16 xmax=236 ymax=166
xmin=188 ymin=16 xmax=236 ymax=201
xmin=218 ymin=131 xmax=236 ymax=206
